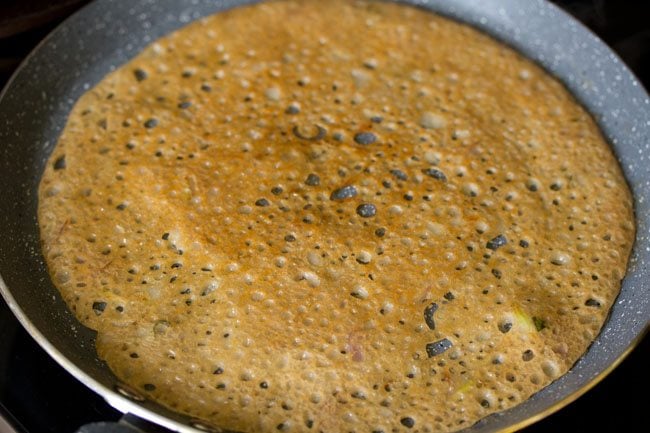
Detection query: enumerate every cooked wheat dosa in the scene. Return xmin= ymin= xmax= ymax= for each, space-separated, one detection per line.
xmin=38 ymin=0 xmax=635 ymax=431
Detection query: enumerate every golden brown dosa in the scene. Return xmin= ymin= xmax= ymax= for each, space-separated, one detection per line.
xmin=38 ymin=1 xmax=635 ymax=431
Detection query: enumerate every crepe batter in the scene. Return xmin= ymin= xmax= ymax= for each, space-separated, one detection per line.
xmin=38 ymin=0 xmax=635 ymax=431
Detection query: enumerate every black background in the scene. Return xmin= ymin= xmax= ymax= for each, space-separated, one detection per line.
xmin=0 ymin=1 xmax=648 ymax=432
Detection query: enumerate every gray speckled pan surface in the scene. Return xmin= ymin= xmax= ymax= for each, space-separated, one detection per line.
xmin=0 ymin=0 xmax=648 ymax=432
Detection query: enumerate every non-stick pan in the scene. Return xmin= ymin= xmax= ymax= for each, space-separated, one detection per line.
xmin=0 ymin=0 xmax=648 ymax=432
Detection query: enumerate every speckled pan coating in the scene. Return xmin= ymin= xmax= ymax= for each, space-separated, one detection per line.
xmin=0 ymin=1 xmax=648 ymax=432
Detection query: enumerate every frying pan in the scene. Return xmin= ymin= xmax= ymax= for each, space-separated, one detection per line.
xmin=0 ymin=0 xmax=648 ymax=432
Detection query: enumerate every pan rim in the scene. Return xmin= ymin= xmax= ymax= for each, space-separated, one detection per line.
xmin=1 ymin=0 xmax=648 ymax=432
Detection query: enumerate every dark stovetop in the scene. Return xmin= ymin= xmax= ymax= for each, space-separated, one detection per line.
xmin=0 ymin=1 xmax=648 ymax=432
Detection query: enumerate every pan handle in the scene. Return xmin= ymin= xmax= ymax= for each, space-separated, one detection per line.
xmin=75 ymin=413 xmax=174 ymax=433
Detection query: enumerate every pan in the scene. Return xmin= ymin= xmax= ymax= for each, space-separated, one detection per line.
xmin=0 ymin=0 xmax=648 ymax=432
